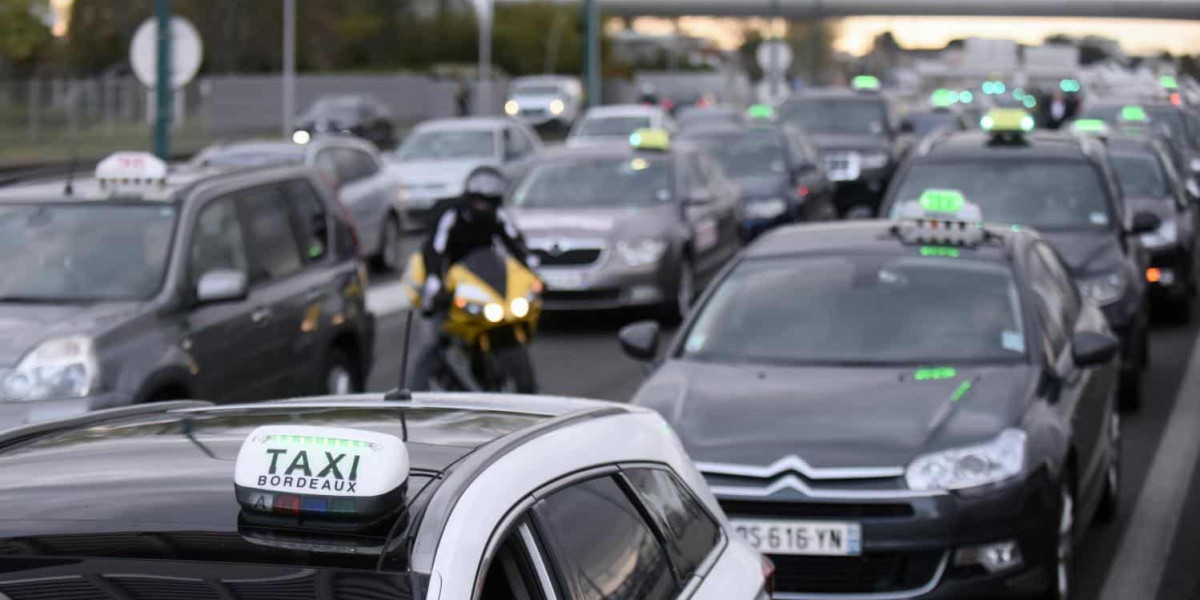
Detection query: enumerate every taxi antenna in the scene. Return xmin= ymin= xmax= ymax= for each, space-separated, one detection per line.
xmin=63 ymin=154 xmax=77 ymax=196
xmin=385 ymin=310 xmax=415 ymax=401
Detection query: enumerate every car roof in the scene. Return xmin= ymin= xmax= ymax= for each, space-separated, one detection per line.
xmin=532 ymin=140 xmax=700 ymax=162
xmin=511 ymin=75 xmax=576 ymax=85
xmin=916 ymin=130 xmax=1099 ymax=162
xmin=411 ymin=116 xmax=514 ymax=132
xmin=0 ymin=162 xmax=305 ymax=205
xmin=0 ymin=394 xmax=630 ymax=571
xmin=784 ymin=87 xmax=888 ymax=102
xmin=583 ymin=104 xmax=663 ymax=118
xmin=743 ymin=220 xmax=1021 ymax=264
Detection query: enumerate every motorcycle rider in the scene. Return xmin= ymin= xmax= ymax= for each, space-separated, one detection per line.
xmin=408 ymin=166 xmax=532 ymax=390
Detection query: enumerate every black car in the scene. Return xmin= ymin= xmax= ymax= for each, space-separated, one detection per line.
xmin=680 ymin=121 xmax=837 ymax=239
xmin=880 ymin=126 xmax=1158 ymax=408
xmin=909 ymin=107 xmax=974 ymax=138
xmin=0 ymin=152 xmax=374 ymax=429
xmin=620 ymin=219 xmax=1123 ymax=599
xmin=1079 ymin=98 xmax=1200 ymax=180
xmin=676 ymin=105 xmax=743 ymax=132
xmin=1103 ymin=134 xmax=1200 ymax=320
xmin=778 ymin=87 xmax=914 ymax=215
xmin=293 ymin=95 xmax=398 ymax=150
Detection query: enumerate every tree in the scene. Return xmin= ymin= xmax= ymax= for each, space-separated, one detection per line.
xmin=0 ymin=0 xmax=53 ymax=73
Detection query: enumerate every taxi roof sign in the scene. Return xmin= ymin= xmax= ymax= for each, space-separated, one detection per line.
xmin=981 ymin=108 xmax=1035 ymax=133
xmin=630 ymin=128 xmax=670 ymax=152
xmin=852 ymin=75 xmax=881 ymax=91
xmin=234 ymin=425 xmax=409 ymax=519
xmin=95 ymin=152 xmax=168 ymax=183
xmin=747 ymin=104 xmax=775 ymax=120
xmin=930 ymin=88 xmax=958 ymax=108
xmin=1120 ymin=105 xmax=1148 ymax=123
xmin=919 ymin=189 xmax=966 ymax=214
xmin=1160 ymin=75 xmax=1179 ymax=90
xmin=1072 ymin=119 xmax=1109 ymax=135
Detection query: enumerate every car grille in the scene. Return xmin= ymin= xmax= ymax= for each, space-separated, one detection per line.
xmin=769 ymin=551 xmax=945 ymax=594
xmin=531 ymin=248 xmax=603 ymax=267
xmin=823 ymin=152 xmax=862 ymax=182
xmin=521 ymin=108 xmax=548 ymax=117
xmin=720 ymin=499 xmax=914 ymax=519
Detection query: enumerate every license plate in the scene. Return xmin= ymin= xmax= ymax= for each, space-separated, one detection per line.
xmin=540 ymin=269 xmax=586 ymax=290
xmin=731 ymin=518 xmax=862 ymax=556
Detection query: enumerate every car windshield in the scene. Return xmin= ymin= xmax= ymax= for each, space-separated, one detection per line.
xmin=681 ymin=255 xmax=1026 ymax=365
xmin=577 ymin=116 xmax=652 ymax=138
xmin=696 ymin=131 xmax=788 ymax=179
xmin=1111 ymin=151 xmax=1168 ymax=198
xmin=514 ymin=85 xmax=563 ymax=95
xmin=780 ymin=99 xmax=887 ymax=136
xmin=197 ymin=148 xmax=304 ymax=168
xmin=0 ymin=203 xmax=177 ymax=301
xmin=397 ymin=130 xmax=496 ymax=161
xmin=1081 ymin=104 xmax=1188 ymax=141
xmin=306 ymin=98 xmax=361 ymax=120
xmin=911 ymin=112 xmax=960 ymax=136
xmin=889 ymin=160 xmax=1113 ymax=230
xmin=512 ymin=156 xmax=672 ymax=208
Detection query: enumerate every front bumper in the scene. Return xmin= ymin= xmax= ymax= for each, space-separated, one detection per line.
xmin=713 ymin=472 xmax=1060 ymax=599
xmin=538 ymin=260 xmax=676 ymax=311
xmin=0 ymin=393 xmax=131 ymax=432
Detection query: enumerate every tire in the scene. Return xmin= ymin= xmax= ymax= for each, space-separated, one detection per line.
xmin=1096 ymin=412 xmax=1122 ymax=523
xmin=1044 ymin=480 xmax=1076 ymax=600
xmin=492 ymin=344 xmax=538 ymax=394
xmin=323 ymin=348 xmax=362 ymax=395
xmin=663 ymin=259 xmax=696 ymax=325
xmin=1167 ymin=295 xmax=1192 ymax=324
xmin=373 ymin=214 xmax=404 ymax=272
xmin=1119 ymin=327 xmax=1145 ymax=411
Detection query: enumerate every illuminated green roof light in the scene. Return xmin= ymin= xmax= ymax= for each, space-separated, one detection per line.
xmin=1161 ymin=75 xmax=1178 ymax=90
xmin=914 ymin=367 xmax=957 ymax=381
xmin=1060 ymin=79 xmax=1081 ymax=93
xmin=930 ymin=88 xmax=958 ymax=108
xmin=1012 ymin=88 xmax=1026 ymax=101
xmin=919 ymin=189 xmax=966 ymax=214
xmin=951 ymin=380 xmax=974 ymax=402
xmin=747 ymin=104 xmax=775 ymax=120
xmin=1073 ymin=119 xmax=1108 ymax=134
xmin=920 ymin=246 xmax=960 ymax=258
xmin=853 ymin=75 xmax=881 ymax=91
xmin=959 ymin=90 xmax=974 ymax=104
xmin=1121 ymin=105 xmax=1148 ymax=123
xmin=1022 ymin=96 xmax=1038 ymax=109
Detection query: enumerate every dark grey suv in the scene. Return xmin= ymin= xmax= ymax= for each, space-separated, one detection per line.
xmin=0 ymin=153 xmax=374 ymax=429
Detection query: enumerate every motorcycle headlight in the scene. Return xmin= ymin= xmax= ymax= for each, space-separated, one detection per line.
xmin=2 ymin=336 xmax=99 ymax=402
xmin=744 ymin=197 xmax=789 ymax=220
xmin=550 ymin=99 xmax=565 ymax=116
xmin=616 ymin=239 xmax=668 ymax=267
xmin=906 ymin=429 xmax=1026 ymax=492
xmin=510 ymin=297 xmax=531 ymax=318
xmin=484 ymin=303 xmax=505 ymax=323
xmin=1140 ymin=218 xmax=1178 ymax=249
xmin=1078 ymin=271 xmax=1129 ymax=306
xmin=505 ymin=100 xmax=520 ymax=116
xmin=859 ymin=152 xmax=889 ymax=169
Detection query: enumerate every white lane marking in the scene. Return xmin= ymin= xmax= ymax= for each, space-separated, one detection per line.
xmin=1099 ymin=329 xmax=1200 ymax=600
xmin=366 ymin=284 xmax=411 ymax=316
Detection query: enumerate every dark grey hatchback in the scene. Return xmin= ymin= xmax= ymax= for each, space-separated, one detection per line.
xmin=0 ymin=153 xmax=374 ymax=429
xmin=621 ymin=220 xmax=1122 ymax=599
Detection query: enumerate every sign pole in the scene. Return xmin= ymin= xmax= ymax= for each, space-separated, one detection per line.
xmin=583 ymin=0 xmax=600 ymax=107
xmin=282 ymin=0 xmax=296 ymax=137
xmin=476 ymin=0 xmax=492 ymax=114
xmin=154 ymin=0 xmax=173 ymax=159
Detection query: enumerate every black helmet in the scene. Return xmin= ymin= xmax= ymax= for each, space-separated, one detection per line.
xmin=463 ymin=166 xmax=506 ymax=204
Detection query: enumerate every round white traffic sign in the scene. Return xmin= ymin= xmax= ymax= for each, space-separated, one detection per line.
xmin=757 ymin=41 xmax=794 ymax=75
xmin=129 ymin=16 xmax=203 ymax=89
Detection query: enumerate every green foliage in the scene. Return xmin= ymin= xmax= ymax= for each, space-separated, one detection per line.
xmin=0 ymin=0 xmax=54 ymax=70
xmin=493 ymin=2 xmax=583 ymax=76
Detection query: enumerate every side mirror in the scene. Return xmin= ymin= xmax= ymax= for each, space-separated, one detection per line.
xmin=619 ymin=320 xmax=661 ymax=361
xmin=196 ymin=270 xmax=248 ymax=305
xmin=1072 ymin=331 xmax=1119 ymax=367
xmin=686 ymin=188 xmax=714 ymax=206
xmin=1128 ymin=211 xmax=1162 ymax=235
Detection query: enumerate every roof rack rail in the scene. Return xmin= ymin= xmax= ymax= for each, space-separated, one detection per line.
xmin=0 ymin=400 xmax=213 ymax=449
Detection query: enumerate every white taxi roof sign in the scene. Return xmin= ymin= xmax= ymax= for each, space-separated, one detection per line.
xmin=234 ymin=425 xmax=409 ymax=518
xmin=95 ymin=152 xmax=168 ymax=183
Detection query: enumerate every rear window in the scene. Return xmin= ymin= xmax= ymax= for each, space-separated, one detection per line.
xmin=1111 ymin=151 xmax=1168 ymax=198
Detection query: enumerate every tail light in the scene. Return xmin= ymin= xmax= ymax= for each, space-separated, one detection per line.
xmin=797 ymin=184 xmax=810 ymax=199
xmin=1170 ymin=93 xmax=1182 ymax=106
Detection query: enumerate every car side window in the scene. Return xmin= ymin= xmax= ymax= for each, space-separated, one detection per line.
xmin=238 ymin=184 xmax=304 ymax=283
xmin=315 ymin=150 xmax=339 ymax=186
xmin=283 ymin=179 xmax=329 ymax=263
xmin=1035 ymin=243 xmax=1081 ymax=327
xmin=353 ymin=149 xmax=379 ymax=178
xmin=687 ymin=153 xmax=710 ymax=194
xmin=624 ymin=468 xmax=721 ymax=581
xmin=1027 ymin=247 xmax=1069 ymax=357
xmin=505 ymin=128 xmax=530 ymax=161
xmin=189 ymin=196 xmax=248 ymax=288
xmin=331 ymin=148 xmax=363 ymax=184
xmin=534 ymin=476 xmax=679 ymax=600
xmin=479 ymin=521 xmax=549 ymax=600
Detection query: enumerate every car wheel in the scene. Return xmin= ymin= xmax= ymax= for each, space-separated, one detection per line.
xmin=374 ymin=215 xmax=404 ymax=272
xmin=1045 ymin=482 xmax=1076 ymax=600
xmin=493 ymin=345 xmax=537 ymax=394
xmin=323 ymin=348 xmax=362 ymax=395
xmin=1096 ymin=412 xmax=1121 ymax=522
xmin=665 ymin=259 xmax=696 ymax=324
xmin=1167 ymin=294 xmax=1193 ymax=324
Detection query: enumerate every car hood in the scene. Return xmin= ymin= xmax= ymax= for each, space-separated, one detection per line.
xmin=511 ymin=94 xmax=561 ymax=108
xmin=509 ymin=206 xmax=674 ymax=240
xmin=387 ymin=158 xmax=495 ymax=189
xmin=634 ymin=361 xmax=1034 ymax=469
xmin=811 ymin=133 xmax=887 ymax=154
xmin=1038 ymin=230 xmax=1126 ymax=276
xmin=0 ymin=302 xmax=143 ymax=367
xmin=736 ymin=175 xmax=788 ymax=199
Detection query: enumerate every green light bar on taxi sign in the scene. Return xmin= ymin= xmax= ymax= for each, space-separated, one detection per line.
xmin=266 ymin=434 xmax=374 ymax=449
xmin=747 ymin=104 xmax=775 ymax=120
xmin=1073 ymin=119 xmax=1108 ymax=134
xmin=914 ymin=367 xmax=957 ymax=381
xmin=930 ymin=88 xmax=958 ymax=108
xmin=919 ymin=189 xmax=966 ymax=214
xmin=1059 ymin=79 xmax=1081 ymax=93
xmin=853 ymin=75 xmax=881 ymax=91
xmin=630 ymin=128 xmax=670 ymax=151
xmin=920 ymin=246 xmax=960 ymax=258
xmin=981 ymin=108 xmax=1034 ymax=133
xmin=1121 ymin=105 xmax=1148 ymax=123
xmin=1161 ymin=75 xmax=1179 ymax=90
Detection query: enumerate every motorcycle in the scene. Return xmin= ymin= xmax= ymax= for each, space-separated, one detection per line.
xmin=404 ymin=248 xmax=543 ymax=393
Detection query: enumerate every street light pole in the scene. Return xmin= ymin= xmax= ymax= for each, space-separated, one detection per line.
xmin=769 ymin=0 xmax=781 ymax=99
xmin=282 ymin=0 xmax=295 ymax=138
xmin=583 ymin=0 xmax=600 ymax=107
xmin=154 ymin=0 xmax=173 ymax=159
xmin=474 ymin=0 xmax=493 ymax=114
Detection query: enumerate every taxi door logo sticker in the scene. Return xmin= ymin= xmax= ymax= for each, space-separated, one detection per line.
xmin=259 ymin=448 xmax=362 ymax=493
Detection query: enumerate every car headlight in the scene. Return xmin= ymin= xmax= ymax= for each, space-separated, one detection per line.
xmin=744 ymin=197 xmax=789 ymax=220
xmin=1078 ymin=271 xmax=1129 ymax=306
xmin=859 ymin=152 xmax=889 ymax=169
xmin=505 ymin=100 xmax=520 ymax=116
xmin=2 ymin=336 xmax=99 ymax=402
xmin=616 ymin=239 xmax=668 ymax=267
xmin=1141 ymin=218 xmax=1178 ymax=249
xmin=292 ymin=130 xmax=311 ymax=145
xmin=1190 ymin=157 xmax=1200 ymax=173
xmin=550 ymin=99 xmax=565 ymax=116
xmin=906 ymin=429 xmax=1026 ymax=492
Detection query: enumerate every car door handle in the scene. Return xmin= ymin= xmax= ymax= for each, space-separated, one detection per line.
xmin=251 ymin=307 xmax=272 ymax=324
